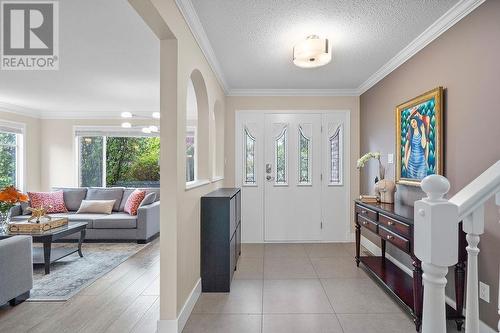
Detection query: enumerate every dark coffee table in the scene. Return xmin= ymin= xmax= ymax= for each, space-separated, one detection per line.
xmin=0 ymin=222 xmax=88 ymax=274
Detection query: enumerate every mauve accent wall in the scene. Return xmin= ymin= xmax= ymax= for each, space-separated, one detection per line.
xmin=360 ymin=0 xmax=500 ymax=329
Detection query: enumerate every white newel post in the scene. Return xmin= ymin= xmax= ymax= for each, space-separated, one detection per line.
xmin=463 ymin=205 xmax=484 ymax=333
xmin=415 ymin=175 xmax=459 ymax=333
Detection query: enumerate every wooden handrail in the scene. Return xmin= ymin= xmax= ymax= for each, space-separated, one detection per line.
xmin=449 ymin=160 xmax=500 ymax=221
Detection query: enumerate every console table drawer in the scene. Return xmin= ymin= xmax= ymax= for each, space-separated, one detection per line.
xmin=379 ymin=213 xmax=411 ymax=238
xmin=355 ymin=204 xmax=378 ymax=221
xmin=378 ymin=226 xmax=410 ymax=252
xmin=358 ymin=215 xmax=378 ymax=234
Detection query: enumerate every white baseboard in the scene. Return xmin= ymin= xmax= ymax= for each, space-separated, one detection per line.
xmin=157 ymin=278 xmax=201 ymax=333
xmin=361 ymin=236 xmax=496 ymax=333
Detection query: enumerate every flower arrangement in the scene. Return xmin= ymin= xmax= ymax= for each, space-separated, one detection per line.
xmin=0 ymin=186 xmax=29 ymax=230
xmin=357 ymin=152 xmax=385 ymax=181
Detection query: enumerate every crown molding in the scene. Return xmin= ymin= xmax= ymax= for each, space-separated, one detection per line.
xmin=0 ymin=102 xmax=158 ymax=120
xmin=227 ymin=88 xmax=361 ymax=97
xmin=357 ymin=0 xmax=486 ymax=95
xmin=175 ymin=0 xmax=229 ymax=93
xmin=0 ymin=102 xmax=43 ymax=118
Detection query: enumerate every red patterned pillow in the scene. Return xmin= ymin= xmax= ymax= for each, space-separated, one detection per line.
xmin=28 ymin=191 xmax=68 ymax=214
xmin=124 ymin=189 xmax=146 ymax=216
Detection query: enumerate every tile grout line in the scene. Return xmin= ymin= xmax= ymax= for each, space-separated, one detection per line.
xmin=306 ymin=243 xmax=346 ymax=333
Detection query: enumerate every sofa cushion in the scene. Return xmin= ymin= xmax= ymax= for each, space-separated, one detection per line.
xmin=77 ymin=200 xmax=115 ymax=214
xmin=53 ymin=188 xmax=87 ymax=211
xmin=65 ymin=213 xmax=102 ymax=228
xmin=124 ymin=190 xmax=145 ymax=216
xmin=28 ymin=191 xmax=68 ymax=213
xmin=143 ymin=188 xmax=160 ymax=201
xmin=9 ymin=212 xmax=94 ymax=228
xmin=93 ymin=213 xmax=137 ymax=229
xmin=140 ymin=192 xmax=156 ymax=207
xmin=86 ymin=188 xmax=123 ymax=211
xmin=119 ymin=188 xmax=135 ymax=211
xmin=20 ymin=201 xmax=31 ymax=215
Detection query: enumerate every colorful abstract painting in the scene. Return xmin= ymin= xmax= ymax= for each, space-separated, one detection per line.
xmin=396 ymin=87 xmax=443 ymax=186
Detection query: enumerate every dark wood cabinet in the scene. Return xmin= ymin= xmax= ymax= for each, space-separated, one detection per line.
xmin=201 ymin=188 xmax=241 ymax=292
xmin=354 ymin=200 xmax=466 ymax=331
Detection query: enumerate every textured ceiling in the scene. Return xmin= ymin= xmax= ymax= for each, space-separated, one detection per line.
xmin=0 ymin=0 xmax=159 ymax=116
xmin=190 ymin=0 xmax=459 ymax=90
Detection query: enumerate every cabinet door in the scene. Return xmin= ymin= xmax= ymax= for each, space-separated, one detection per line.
xmin=236 ymin=191 xmax=241 ymax=223
xmin=229 ymin=197 xmax=236 ymax=238
xmin=229 ymin=232 xmax=236 ymax=283
xmin=236 ymin=222 xmax=241 ymax=258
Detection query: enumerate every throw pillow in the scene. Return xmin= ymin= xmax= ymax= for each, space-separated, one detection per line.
xmin=76 ymin=200 xmax=115 ymax=214
xmin=124 ymin=189 xmax=146 ymax=216
xmin=140 ymin=192 xmax=156 ymax=207
xmin=28 ymin=191 xmax=68 ymax=213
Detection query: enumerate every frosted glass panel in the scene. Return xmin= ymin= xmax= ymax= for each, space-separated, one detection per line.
xmin=298 ymin=125 xmax=311 ymax=184
xmin=275 ymin=127 xmax=287 ymax=184
xmin=329 ymin=125 xmax=342 ymax=185
xmin=244 ymin=127 xmax=256 ymax=184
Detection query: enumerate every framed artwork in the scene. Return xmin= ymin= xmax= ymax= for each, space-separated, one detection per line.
xmin=395 ymin=87 xmax=443 ymax=186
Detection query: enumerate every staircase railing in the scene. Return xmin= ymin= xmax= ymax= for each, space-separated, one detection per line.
xmin=415 ymin=160 xmax=500 ymax=333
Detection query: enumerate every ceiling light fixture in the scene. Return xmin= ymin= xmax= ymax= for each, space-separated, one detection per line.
xmin=293 ymin=35 xmax=332 ymax=68
xmin=120 ymin=112 xmax=160 ymax=134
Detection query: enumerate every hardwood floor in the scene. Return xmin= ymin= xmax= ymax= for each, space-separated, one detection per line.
xmin=0 ymin=239 xmax=160 ymax=333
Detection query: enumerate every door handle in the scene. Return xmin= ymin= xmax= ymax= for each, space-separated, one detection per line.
xmin=266 ymin=175 xmax=274 ymax=181
xmin=266 ymin=163 xmax=272 ymax=174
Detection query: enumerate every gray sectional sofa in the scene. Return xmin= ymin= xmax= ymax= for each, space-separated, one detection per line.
xmin=10 ymin=187 xmax=160 ymax=243
xmin=0 ymin=236 xmax=33 ymax=305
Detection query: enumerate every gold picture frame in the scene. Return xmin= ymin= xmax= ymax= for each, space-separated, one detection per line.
xmin=395 ymin=87 xmax=443 ymax=186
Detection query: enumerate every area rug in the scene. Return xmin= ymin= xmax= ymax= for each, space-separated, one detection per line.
xmin=28 ymin=242 xmax=147 ymax=302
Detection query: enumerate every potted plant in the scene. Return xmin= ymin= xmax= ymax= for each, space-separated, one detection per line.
xmin=357 ymin=152 xmax=385 ymax=181
xmin=0 ymin=186 xmax=29 ymax=231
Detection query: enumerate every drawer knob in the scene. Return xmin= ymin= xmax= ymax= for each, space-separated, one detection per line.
xmin=386 ymin=235 xmax=394 ymax=240
xmin=388 ymin=221 xmax=395 ymax=226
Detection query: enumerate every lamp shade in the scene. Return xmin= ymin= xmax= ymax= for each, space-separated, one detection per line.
xmin=293 ymin=35 xmax=331 ymax=68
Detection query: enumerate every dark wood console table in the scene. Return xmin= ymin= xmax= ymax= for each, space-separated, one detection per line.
xmin=354 ymin=200 xmax=466 ymax=331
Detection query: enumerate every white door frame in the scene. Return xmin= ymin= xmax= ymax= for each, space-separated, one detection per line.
xmin=235 ymin=109 xmax=351 ymax=243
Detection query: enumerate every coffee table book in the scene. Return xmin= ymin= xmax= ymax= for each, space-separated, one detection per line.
xmin=8 ymin=217 xmax=68 ymax=233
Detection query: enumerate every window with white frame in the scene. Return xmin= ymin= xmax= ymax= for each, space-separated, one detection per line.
xmin=0 ymin=122 xmax=24 ymax=190
xmin=76 ymin=128 xmax=159 ymax=188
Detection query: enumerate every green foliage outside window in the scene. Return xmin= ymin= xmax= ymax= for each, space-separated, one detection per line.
xmin=80 ymin=136 xmax=160 ymax=187
xmin=0 ymin=132 xmax=17 ymax=189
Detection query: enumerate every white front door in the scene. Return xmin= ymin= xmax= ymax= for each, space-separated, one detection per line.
xmin=235 ymin=111 xmax=350 ymax=243
xmin=264 ymin=113 xmax=322 ymax=241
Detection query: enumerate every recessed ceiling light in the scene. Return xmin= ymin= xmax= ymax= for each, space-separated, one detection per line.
xmin=293 ymin=35 xmax=332 ymax=69
xmin=121 ymin=122 xmax=132 ymax=128
xmin=149 ymin=125 xmax=159 ymax=132
xmin=142 ymin=127 xmax=152 ymax=134
xmin=152 ymin=112 xmax=160 ymax=119
xmin=121 ymin=111 xmax=133 ymax=118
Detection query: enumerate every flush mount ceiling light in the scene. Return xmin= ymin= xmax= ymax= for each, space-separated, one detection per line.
xmin=293 ymin=35 xmax=332 ymax=69
xmin=120 ymin=112 xmax=160 ymax=133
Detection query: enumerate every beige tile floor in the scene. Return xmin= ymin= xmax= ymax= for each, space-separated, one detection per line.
xmin=0 ymin=240 xmax=462 ymax=333
xmin=184 ymin=243 xmax=462 ymax=333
